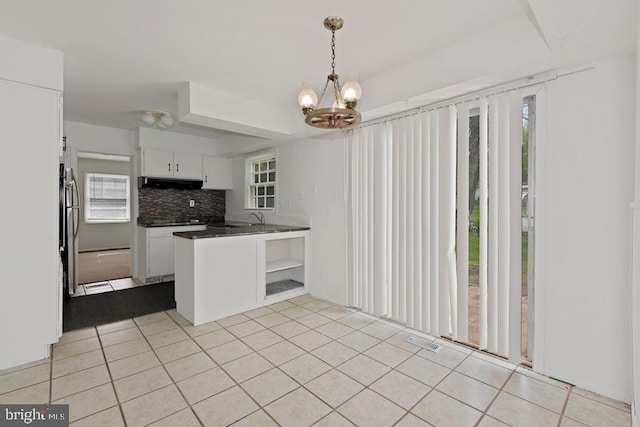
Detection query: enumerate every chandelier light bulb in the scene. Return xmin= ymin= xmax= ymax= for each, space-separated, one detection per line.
xmin=298 ymin=83 xmax=319 ymax=112
xmin=341 ymin=73 xmax=362 ymax=108
xmin=160 ymin=113 xmax=174 ymax=127
xmin=142 ymin=111 xmax=156 ymax=125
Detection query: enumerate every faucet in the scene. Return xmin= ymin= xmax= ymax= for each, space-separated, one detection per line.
xmin=250 ymin=212 xmax=265 ymax=225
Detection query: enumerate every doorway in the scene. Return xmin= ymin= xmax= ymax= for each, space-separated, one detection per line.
xmin=466 ymin=96 xmax=536 ymax=363
xmin=74 ymin=152 xmax=134 ymax=296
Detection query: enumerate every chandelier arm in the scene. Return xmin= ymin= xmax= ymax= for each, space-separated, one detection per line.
xmin=333 ymin=79 xmax=344 ymax=106
xmin=317 ymin=77 xmax=332 ymax=107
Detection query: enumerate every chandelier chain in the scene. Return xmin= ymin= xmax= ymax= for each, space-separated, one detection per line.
xmin=330 ymin=29 xmax=336 ymax=75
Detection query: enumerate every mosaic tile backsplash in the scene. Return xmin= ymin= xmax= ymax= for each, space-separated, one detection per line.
xmin=138 ymin=187 xmax=226 ymax=223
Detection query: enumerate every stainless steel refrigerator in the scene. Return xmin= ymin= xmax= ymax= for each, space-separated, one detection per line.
xmin=60 ymin=164 xmax=79 ymax=295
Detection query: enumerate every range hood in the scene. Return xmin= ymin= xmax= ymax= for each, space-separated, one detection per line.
xmin=138 ymin=176 xmax=203 ymax=190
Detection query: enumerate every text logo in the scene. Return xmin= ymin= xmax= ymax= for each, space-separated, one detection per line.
xmin=1 ymin=405 xmax=68 ymax=426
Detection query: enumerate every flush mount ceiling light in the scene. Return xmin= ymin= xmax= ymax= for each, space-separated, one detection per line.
xmin=297 ymin=17 xmax=362 ymax=129
xmin=142 ymin=110 xmax=175 ymax=129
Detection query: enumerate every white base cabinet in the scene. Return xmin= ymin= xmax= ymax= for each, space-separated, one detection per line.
xmin=175 ymin=230 xmax=309 ymax=325
xmin=136 ymin=225 xmax=206 ymax=284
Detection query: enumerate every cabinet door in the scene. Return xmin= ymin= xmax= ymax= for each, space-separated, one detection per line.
xmin=202 ymin=156 xmax=233 ymax=189
xmin=143 ymin=149 xmax=174 ymax=178
xmin=148 ymin=236 xmax=174 ymax=277
xmin=173 ymin=152 xmax=202 ymax=179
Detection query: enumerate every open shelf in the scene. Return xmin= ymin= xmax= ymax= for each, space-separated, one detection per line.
xmin=264 ymin=236 xmax=306 ymax=302
xmin=266 ymin=259 xmax=304 ymax=273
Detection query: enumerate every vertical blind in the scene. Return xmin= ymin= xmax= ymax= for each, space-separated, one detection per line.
xmin=346 ymin=90 xmax=523 ymax=362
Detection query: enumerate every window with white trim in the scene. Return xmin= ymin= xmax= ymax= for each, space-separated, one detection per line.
xmin=84 ymin=173 xmax=130 ymax=223
xmin=246 ymin=152 xmax=276 ymax=209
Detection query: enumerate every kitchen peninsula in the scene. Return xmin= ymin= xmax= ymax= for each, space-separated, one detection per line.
xmin=174 ymin=224 xmax=310 ymax=325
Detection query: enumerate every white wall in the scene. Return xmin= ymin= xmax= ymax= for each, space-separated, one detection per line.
xmin=633 ymin=8 xmax=640 ymax=422
xmin=536 ymin=55 xmax=635 ymax=402
xmin=227 ymin=138 xmax=348 ymax=305
xmin=137 ymin=127 xmax=218 ymax=155
xmin=64 ymin=121 xmax=136 ymax=158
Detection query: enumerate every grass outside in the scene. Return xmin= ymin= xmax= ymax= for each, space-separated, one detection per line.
xmin=467 ymin=206 xmax=528 ymax=272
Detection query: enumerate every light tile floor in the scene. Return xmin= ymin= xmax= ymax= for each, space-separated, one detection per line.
xmin=0 ymin=295 xmax=631 ymax=426
xmin=74 ymin=277 xmax=150 ymax=297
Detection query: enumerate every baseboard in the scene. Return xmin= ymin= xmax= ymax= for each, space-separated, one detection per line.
xmin=79 ymin=247 xmax=131 ymax=253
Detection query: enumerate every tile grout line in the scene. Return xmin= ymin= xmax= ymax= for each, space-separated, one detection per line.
xmin=213 ymin=310 xmax=357 ymax=424
xmin=94 ymin=325 xmax=128 ymax=427
xmin=570 ymin=388 xmax=632 ymax=414
xmin=173 ymin=311 xmax=284 ymax=426
xmin=48 ymin=347 xmax=54 ymax=405
xmin=134 ymin=312 xmax=206 ymax=426
xmin=174 ymin=298 xmax=358 ymax=425
xmin=269 ymin=303 xmax=417 ymax=424
xmin=265 ymin=308 xmax=419 ymax=424
xmin=391 ymin=349 xmax=478 ymax=426
xmin=370 ymin=326 xmax=572 ymax=425
xmin=473 ymin=368 xmax=517 ymax=427
xmin=556 ymin=386 xmax=573 ymax=427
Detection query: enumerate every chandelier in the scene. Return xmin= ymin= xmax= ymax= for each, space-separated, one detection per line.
xmin=142 ymin=110 xmax=175 ymax=129
xmin=297 ymin=17 xmax=362 ymax=129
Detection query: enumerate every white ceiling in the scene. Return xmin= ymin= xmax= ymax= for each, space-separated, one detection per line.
xmin=0 ymin=0 xmax=636 ymax=152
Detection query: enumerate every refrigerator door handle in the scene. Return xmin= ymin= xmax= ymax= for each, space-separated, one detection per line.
xmin=71 ymin=179 xmax=80 ymax=237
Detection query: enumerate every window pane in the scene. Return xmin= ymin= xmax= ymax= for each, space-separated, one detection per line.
xmin=86 ymin=173 xmax=129 ymax=222
xmin=247 ymin=154 xmax=276 ymax=209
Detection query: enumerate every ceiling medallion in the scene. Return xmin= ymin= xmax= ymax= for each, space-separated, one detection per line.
xmin=297 ymin=16 xmax=362 ymax=129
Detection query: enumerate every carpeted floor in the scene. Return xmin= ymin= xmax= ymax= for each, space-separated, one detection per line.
xmin=78 ymin=248 xmax=130 ymax=284
xmin=63 ymin=281 xmax=175 ymax=332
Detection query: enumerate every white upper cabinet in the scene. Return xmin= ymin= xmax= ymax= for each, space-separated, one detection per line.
xmin=142 ymin=149 xmax=174 ymax=178
xmin=141 ymin=149 xmax=202 ymax=179
xmin=202 ymin=156 xmax=233 ymax=190
xmin=173 ymin=152 xmax=202 ymax=179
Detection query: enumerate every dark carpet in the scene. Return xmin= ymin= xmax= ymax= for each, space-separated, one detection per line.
xmin=63 ymin=282 xmax=175 ymax=332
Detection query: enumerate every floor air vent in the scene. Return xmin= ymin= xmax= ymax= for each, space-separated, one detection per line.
xmin=83 ymin=282 xmax=110 ymax=289
xmin=406 ymin=336 xmax=441 ymax=352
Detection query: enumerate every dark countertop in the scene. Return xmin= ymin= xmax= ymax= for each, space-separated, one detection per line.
xmin=174 ymin=224 xmax=310 ymax=239
xmin=137 ymin=220 xmax=208 ymax=228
